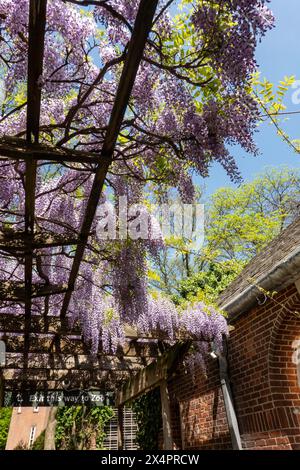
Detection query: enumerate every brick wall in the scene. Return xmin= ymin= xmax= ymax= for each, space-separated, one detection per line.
xmin=166 ymin=359 xmax=231 ymax=450
xmin=229 ymin=283 xmax=300 ymax=450
xmin=165 ymin=283 xmax=300 ymax=450
xmin=6 ymin=407 xmax=50 ymax=450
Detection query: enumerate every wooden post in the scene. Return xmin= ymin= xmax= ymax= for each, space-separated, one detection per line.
xmin=116 ymin=342 xmax=188 ymax=406
xmin=0 ymin=340 xmax=5 ymax=407
xmin=0 ymin=372 xmax=4 ymax=408
xmin=160 ymin=379 xmax=173 ymax=450
xmin=117 ymin=405 xmax=124 ymax=450
xmin=179 ymin=402 xmax=185 ymax=450
xmin=44 ymin=406 xmax=57 ymax=450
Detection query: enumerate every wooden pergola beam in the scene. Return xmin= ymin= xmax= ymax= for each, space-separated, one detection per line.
xmin=3 ymin=379 xmax=116 ymax=391
xmin=60 ymin=0 xmax=159 ymax=318
xmin=0 ymin=137 xmax=103 ymax=165
xmin=23 ymin=0 xmax=47 ymax=372
xmin=26 ymin=0 xmax=47 ymax=144
xmin=5 ymin=352 xmax=147 ymax=371
xmin=0 ymin=314 xmax=81 ymax=335
xmin=0 ymin=333 xmax=161 ymax=357
xmin=0 ymin=315 xmax=200 ymax=341
xmin=0 ymin=231 xmax=78 ymax=254
xmin=0 ymin=282 xmax=70 ymax=301
xmin=116 ymin=342 xmax=190 ymax=406
xmin=1 ymin=333 xmax=88 ymax=354
xmin=116 ymin=342 xmax=191 ymax=451
xmin=3 ymin=368 xmax=131 ymax=384
xmin=117 ymin=405 xmax=124 ymax=450
xmin=160 ymin=378 xmax=173 ymax=450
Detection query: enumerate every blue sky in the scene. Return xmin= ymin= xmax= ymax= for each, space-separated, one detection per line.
xmin=202 ymin=0 xmax=300 ymax=197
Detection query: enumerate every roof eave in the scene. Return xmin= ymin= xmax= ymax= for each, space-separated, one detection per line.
xmin=219 ymin=248 xmax=300 ymax=323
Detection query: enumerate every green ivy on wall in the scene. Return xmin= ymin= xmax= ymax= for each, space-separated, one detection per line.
xmin=55 ymin=405 xmax=114 ymax=450
xmin=131 ymin=388 xmax=162 ymax=450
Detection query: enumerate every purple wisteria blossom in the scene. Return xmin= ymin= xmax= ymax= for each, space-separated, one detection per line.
xmin=0 ymin=0 xmax=273 ymax=367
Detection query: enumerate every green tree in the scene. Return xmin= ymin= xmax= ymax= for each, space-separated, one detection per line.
xmin=148 ymin=186 xmax=204 ymax=295
xmin=203 ymin=167 xmax=300 ymax=263
xmin=172 ymin=259 xmax=245 ymax=307
xmin=0 ymin=408 xmax=12 ymax=450
xmin=151 ymin=167 xmax=300 ymax=296
xmin=252 ymin=74 xmax=300 ymax=155
xmin=32 ymin=430 xmax=45 ymax=450
xmin=55 ymin=406 xmax=114 ymax=450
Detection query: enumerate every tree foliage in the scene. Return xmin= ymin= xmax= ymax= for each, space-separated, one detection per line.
xmin=55 ymin=405 xmax=114 ymax=450
xmin=203 ymin=167 xmax=300 ymax=263
xmin=252 ymin=73 xmax=300 ymax=154
xmin=152 ymin=167 xmax=300 ymax=296
xmin=172 ymin=259 xmax=245 ymax=307
xmin=0 ymin=407 xmax=12 ymax=450
xmin=32 ymin=430 xmax=46 ymax=450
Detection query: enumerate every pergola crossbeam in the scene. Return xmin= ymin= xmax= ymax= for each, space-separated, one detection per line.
xmin=116 ymin=342 xmax=191 ymax=406
xmin=3 ymin=368 xmax=131 ymax=383
xmin=0 ymin=333 xmax=161 ymax=358
xmin=3 ymin=378 xmax=119 ymax=391
xmin=0 ymin=136 xmax=103 ymax=165
xmin=0 ymin=231 xmax=78 ymax=253
xmin=0 ymin=282 xmax=69 ymax=301
xmin=0 ymin=315 xmax=200 ymax=341
xmin=5 ymin=353 xmax=147 ymax=371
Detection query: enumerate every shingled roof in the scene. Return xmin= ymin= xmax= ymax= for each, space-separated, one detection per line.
xmin=218 ymin=217 xmax=300 ymax=320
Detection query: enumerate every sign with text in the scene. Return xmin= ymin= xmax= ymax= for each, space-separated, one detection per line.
xmin=4 ymin=390 xmax=115 ymax=407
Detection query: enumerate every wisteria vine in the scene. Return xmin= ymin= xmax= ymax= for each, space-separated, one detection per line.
xmin=0 ymin=0 xmax=274 ymax=367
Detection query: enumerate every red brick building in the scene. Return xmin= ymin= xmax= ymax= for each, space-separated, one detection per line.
xmin=6 ymin=407 xmax=50 ymax=450
xmin=166 ymin=218 xmax=300 ymax=450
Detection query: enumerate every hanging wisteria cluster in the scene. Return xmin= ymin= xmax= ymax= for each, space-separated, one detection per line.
xmin=192 ymin=0 xmax=274 ymax=85
xmin=0 ymin=0 xmax=274 ymax=366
